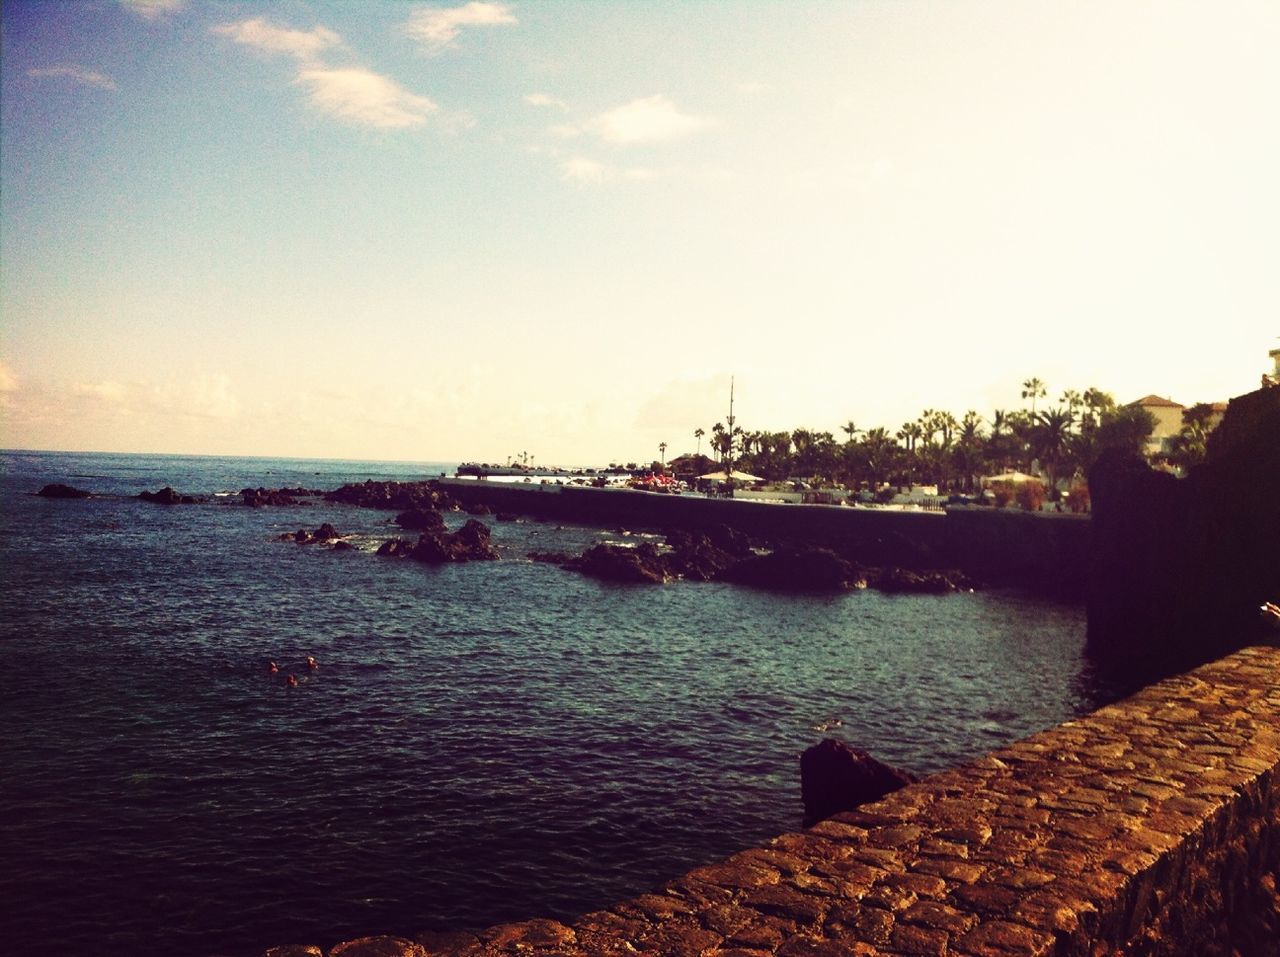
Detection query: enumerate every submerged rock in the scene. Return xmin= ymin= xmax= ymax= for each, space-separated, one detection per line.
xmin=37 ymin=483 xmax=91 ymax=499
xmin=800 ymin=738 xmax=918 ymax=826
xmin=280 ymin=523 xmax=343 ymax=545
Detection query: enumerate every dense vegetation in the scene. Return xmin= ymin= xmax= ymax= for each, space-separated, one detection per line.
xmin=672 ymin=379 xmax=1215 ymax=498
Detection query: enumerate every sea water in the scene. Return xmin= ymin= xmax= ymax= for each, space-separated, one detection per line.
xmin=0 ymin=450 xmax=1110 ymax=956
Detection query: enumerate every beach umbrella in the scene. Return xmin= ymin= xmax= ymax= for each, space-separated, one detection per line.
xmin=698 ymin=470 xmax=763 ymax=482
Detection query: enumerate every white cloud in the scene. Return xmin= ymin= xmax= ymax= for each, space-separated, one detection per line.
xmin=26 ymin=66 xmax=117 ymax=90
xmin=212 ymin=18 xmax=342 ymax=63
xmin=213 ymin=19 xmax=437 ymax=131
xmin=69 ymin=375 xmax=241 ymax=420
xmin=525 ymin=92 xmax=567 ymax=109
xmin=585 ymin=95 xmax=708 ymax=145
xmin=295 ymin=67 xmax=438 ymax=129
xmin=71 ymin=380 xmax=130 ymax=404
xmin=119 ymin=0 xmax=184 ymax=21
xmin=0 ymin=360 xmax=19 ymax=393
xmin=736 ymin=81 xmax=770 ymax=95
xmin=560 ymin=156 xmax=611 ymax=184
xmin=559 ymin=157 xmax=664 ymax=185
xmin=405 ymin=2 xmax=517 ymax=54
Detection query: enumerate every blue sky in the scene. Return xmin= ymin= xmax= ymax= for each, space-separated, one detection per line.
xmin=2 ymin=0 xmax=1277 ymax=463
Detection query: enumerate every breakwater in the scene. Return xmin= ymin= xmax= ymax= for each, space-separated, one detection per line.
xmin=265 ymin=643 xmax=1280 ymax=956
xmin=439 ymin=479 xmax=1091 ymax=596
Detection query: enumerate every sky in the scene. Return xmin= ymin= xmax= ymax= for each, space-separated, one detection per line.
xmin=2 ymin=0 xmax=1277 ymax=465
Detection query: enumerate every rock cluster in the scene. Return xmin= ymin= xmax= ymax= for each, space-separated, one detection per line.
xmin=243 ymin=487 xmax=321 ymax=507
xmin=326 ymin=480 xmax=455 ymax=512
xmin=139 ymin=486 xmax=201 ymax=505
xmin=378 ymin=520 xmax=498 ymax=564
xmin=560 ymin=529 xmax=976 ymax=595
xmin=36 ymin=483 xmax=92 ymax=498
xmin=280 ymin=523 xmax=344 ymax=545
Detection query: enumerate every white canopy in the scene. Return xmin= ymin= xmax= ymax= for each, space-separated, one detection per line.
xmin=982 ymin=471 xmax=1038 ymax=485
xmin=698 ymin=470 xmax=763 ymax=482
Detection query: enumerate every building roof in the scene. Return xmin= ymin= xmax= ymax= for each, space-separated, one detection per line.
xmin=1128 ymin=394 xmax=1185 ymax=409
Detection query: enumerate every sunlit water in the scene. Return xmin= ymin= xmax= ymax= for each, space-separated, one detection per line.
xmin=0 ymin=450 xmax=1111 ymax=957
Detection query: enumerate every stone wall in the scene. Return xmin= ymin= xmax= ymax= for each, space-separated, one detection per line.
xmin=263 ymin=645 xmax=1280 ymax=957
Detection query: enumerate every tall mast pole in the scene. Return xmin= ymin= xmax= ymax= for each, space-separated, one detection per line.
xmin=726 ymin=375 xmax=735 ymax=497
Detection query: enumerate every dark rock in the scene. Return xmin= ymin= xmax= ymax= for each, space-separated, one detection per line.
xmin=37 ymin=483 xmax=91 ymax=499
xmin=395 ymin=509 xmax=445 ymax=532
xmin=721 ymin=546 xmax=851 ymax=592
xmin=495 ymin=511 xmax=519 ymax=522
xmin=466 ymin=502 xmax=493 ymax=516
xmin=327 ymin=480 xmax=455 ymax=512
xmin=570 ymin=542 xmax=669 ymax=583
xmin=528 ymin=551 xmax=574 ymax=565
xmin=800 ymin=738 xmax=917 ymax=826
xmin=409 ymin=520 xmax=498 ymax=564
xmin=873 ymin=567 xmax=958 ymax=594
xmin=281 ymin=523 xmax=342 ymax=545
xmin=332 ymin=540 xmax=356 ymax=551
xmin=705 ymin=523 xmax=755 ymax=556
xmin=139 ymin=486 xmax=183 ymax=505
xmin=377 ymin=538 xmax=416 ymax=557
xmin=665 ymin=530 xmax=740 ymax=582
xmin=242 ymin=487 xmax=303 ymax=507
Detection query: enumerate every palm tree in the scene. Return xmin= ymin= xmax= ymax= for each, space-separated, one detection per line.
xmin=1021 ymin=378 xmax=1047 ymax=416
xmin=658 ymin=442 xmax=667 ymax=467
xmin=694 ymin=427 xmax=705 ymax=457
xmin=841 ymin=420 xmax=861 ymax=444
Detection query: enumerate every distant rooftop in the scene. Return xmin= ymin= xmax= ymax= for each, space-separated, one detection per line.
xmin=1129 ymin=394 xmax=1185 ymax=409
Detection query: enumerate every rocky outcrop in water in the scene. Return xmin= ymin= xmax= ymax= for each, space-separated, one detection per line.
xmin=326 ymin=480 xmax=455 ymax=512
xmin=800 ymin=738 xmax=918 ymax=826
xmin=395 ymin=509 xmax=446 ymax=532
xmin=560 ymin=535 xmax=973 ymax=595
xmin=1087 ymin=386 xmax=1280 ymax=681
xmin=37 ymin=483 xmax=92 ymax=499
xmin=379 ymin=520 xmax=498 ymax=564
xmin=280 ymin=523 xmax=343 ymax=545
xmin=720 ymin=546 xmax=852 ymax=592
xmin=139 ymin=486 xmax=201 ymax=505
xmin=242 ymin=487 xmax=320 ymax=507
xmin=663 ymin=529 xmax=742 ymax=582
xmin=569 ymin=542 xmax=669 ymax=583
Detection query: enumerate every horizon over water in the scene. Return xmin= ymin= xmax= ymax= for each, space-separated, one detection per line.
xmin=0 ymin=449 xmax=1113 ymax=957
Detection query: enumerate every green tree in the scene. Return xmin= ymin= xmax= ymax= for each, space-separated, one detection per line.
xmin=1021 ymin=377 xmax=1048 ymax=416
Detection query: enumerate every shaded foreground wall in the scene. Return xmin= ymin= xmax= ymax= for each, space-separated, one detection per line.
xmin=267 ymin=645 xmax=1280 ymax=957
xmin=439 ymin=480 xmax=1091 ymax=595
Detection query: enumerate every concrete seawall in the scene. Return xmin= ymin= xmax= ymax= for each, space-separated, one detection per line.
xmin=265 ymin=645 xmax=1280 ymax=957
xmin=438 ymin=480 xmax=1091 ymax=596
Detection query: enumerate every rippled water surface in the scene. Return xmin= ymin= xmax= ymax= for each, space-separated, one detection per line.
xmin=0 ymin=450 xmax=1109 ymax=956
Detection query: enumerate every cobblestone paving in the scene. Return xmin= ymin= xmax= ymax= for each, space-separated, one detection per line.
xmin=265 ymin=645 xmax=1280 ymax=957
